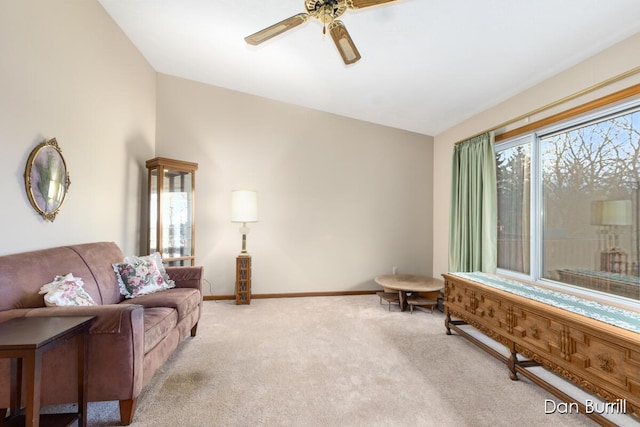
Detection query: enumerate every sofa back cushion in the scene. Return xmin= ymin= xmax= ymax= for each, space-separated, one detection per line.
xmin=68 ymin=242 xmax=125 ymax=305
xmin=0 ymin=242 xmax=125 ymax=310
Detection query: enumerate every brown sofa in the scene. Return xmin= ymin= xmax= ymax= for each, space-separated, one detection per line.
xmin=0 ymin=242 xmax=203 ymax=425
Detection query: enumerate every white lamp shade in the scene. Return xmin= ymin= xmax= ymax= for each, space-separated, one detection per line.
xmin=231 ymin=190 xmax=258 ymax=223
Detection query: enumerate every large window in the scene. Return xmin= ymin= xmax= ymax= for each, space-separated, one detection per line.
xmin=496 ymin=102 xmax=640 ymax=303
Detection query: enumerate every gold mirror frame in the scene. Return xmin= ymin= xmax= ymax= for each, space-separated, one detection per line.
xmin=24 ymin=138 xmax=71 ymax=222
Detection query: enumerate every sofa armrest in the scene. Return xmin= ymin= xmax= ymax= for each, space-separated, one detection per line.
xmin=26 ymin=304 xmax=143 ymax=334
xmin=166 ymin=265 xmax=203 ymax=292
xmin=24 ymin=304 xmax=146 ymax=402
xmin=0 ymin=308 xmax=33 ymax=323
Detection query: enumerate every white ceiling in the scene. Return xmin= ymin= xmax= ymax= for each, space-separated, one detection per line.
xmin=98 ymin=0 xmax=640 ymax=136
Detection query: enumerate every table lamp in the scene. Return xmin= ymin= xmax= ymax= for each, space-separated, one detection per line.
xmin=231 ymin=190 xmax=257 ymax=305
xmin=231 ymin=190 xmax=258 ymax=255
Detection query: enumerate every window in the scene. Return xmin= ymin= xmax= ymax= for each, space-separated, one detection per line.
xmin=496 ymin=102 xmax=640 ymax=304
xmin=497 ymin=138 xmax=531 ymax=274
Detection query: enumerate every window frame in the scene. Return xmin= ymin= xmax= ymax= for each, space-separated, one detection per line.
xmin=495 ymin=97 xmax=640 ymax=311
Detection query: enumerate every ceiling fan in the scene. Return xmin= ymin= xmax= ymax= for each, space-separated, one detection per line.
xmin=245 ymin=0 xmax=399 ymax=65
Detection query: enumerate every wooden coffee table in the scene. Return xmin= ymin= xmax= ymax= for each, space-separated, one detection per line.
xmin=374 ymin=274 xmax=444 ymax=312
xmin=0 ymin=316 xmax=94 ymax=427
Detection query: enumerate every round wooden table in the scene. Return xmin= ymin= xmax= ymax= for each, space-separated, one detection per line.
xmin=374 ymin=274 xmax=444 ymax=312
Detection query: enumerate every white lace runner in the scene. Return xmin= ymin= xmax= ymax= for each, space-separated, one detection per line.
xmin=450 ymin=272 xmax=640 ymax=334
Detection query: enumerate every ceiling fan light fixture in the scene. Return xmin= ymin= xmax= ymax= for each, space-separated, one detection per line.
xmin=307 ymin=0 xmax=347 ymax=22
xmin=321 ymin=6 xmax=332 ymax=24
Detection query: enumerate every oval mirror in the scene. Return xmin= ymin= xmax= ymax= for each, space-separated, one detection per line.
xmin=24 ymin=138 xmax=71 ymax=221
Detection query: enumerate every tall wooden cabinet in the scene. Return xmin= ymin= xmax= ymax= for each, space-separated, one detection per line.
xmin=146 ymin=157 xmax=198 ymax=266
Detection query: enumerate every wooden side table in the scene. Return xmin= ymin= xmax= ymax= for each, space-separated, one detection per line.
xmin=235 ymin=255 xmax=252 ymax=304
xmin=0 ymin=316 xmax=94 ymax=427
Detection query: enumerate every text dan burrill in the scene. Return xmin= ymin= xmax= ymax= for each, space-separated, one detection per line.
xmin=545 ymin=399 xmax=627 ymax=415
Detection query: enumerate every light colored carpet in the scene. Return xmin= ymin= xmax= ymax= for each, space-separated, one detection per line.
xmin=55 ymin=295 xmax=610 ymax=426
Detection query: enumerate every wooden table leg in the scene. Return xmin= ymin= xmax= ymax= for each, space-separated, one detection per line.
xmin=24 ymin=351 xmax=43 ymax=427
xmin=77 ymin=330 xmax=88 ymax=427
xmin=9 ymin=358 xmax=21 ymax=418
xmin=399 ymin=290 xmax=407 ymax=311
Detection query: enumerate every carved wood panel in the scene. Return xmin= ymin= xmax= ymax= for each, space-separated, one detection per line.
xmin=443 ymin=274 xmax=640 ymax=422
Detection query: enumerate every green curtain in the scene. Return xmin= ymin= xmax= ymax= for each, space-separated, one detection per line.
xmin=449 ymin=132 xmax=497 ymax=273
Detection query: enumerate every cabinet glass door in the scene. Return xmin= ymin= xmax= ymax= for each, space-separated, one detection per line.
xmin=162 ymin=169 xmax=193 ymax=263
xmin=146 ymin=158 xmax=198 ymax=266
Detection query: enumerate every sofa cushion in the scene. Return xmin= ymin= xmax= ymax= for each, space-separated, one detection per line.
xmin=142 ymin=307 xmax=178 ymax=354
xmin=119 ymin=288 xmax=201 ymax=322
xmin=66 ymin=242 xmax=126 ymax=305
xmin=0 ymin=247 xmax=97 ymax=310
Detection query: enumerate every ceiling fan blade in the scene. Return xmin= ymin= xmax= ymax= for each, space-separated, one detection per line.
xmin=245 ymin=13 xmax=310 ymax=45
xmin=346 ymin=0 xmax=398 ymax=10
xmin=329 ymin=21 xmax=361 ymax=65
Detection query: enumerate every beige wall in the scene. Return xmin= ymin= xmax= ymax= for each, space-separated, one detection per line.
xmin=0 ymin=0 xmax=156 ymax=256
xmin=9 ymin=0 xmax=636 ymax=296
xmin=155 ymin=74 xmax=434 ymax=295
xmin=433 ymin=33 xmax=640 ymax=278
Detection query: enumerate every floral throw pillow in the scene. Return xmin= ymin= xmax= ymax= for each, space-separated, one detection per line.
xmin=112 ymin=255 xmax=175 ymax=299
xmin=123 ymin=253 xmax=175 ymax=288
xmin=39 ymin=273 xmax=96 ymax=307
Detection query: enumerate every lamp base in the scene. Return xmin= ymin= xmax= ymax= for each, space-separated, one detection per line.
xmin=235 ymin=255 xmax=251 ymax=305
xmin=600 ymin=249 xmax=628 ymax=275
